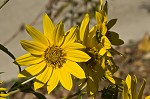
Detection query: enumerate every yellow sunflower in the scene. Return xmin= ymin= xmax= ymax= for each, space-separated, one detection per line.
xmin=15 ymin=14 xmax=91 ymax=93
xmin=79 ymin=13 xmax=105 ymax=96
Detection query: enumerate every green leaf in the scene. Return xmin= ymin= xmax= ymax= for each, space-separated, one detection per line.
xmin=107 ymin=19 xmax=117 ymax=30
xmin=131 ymin=75 xmax=137 ymax=99
xmin=107 ymin=31 xmax=124 ymax=45
xmin=9 ymin=78 xmax=47 ymax=99
xmin=0 ymin=44 xmax=21 ymax=72
xmin=110 ymin=47 xmax=125 ymax=57
xmin=0 ymin=72 xmax=4 ymax=74
xmin=137 ymin=79 xmax=146 ymax=99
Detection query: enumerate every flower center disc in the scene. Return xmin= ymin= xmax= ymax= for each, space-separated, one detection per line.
xmin=44 ymin=45 xmax=66 ymax=68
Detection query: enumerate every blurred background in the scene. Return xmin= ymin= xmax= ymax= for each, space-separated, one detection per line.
xmin=0 ymin=0 xmax=150 ymax=98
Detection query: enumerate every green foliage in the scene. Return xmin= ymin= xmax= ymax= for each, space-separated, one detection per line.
xmin=101 ymin=85 xmax=118 ymax=99
xmin=107 ymin=19 xmax=117 ymax=30
xmin=9 ymin=78 xmax=46 ymax=99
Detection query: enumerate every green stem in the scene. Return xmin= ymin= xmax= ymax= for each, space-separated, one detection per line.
xmin=7 ymin=76 xmax=36 ymax=95
xmin=7 ymin=89 xmax=20 ymax=95
xmin=21 ymin=76 xmax=36 ymax=85
xmin=0 ymin=0 xmax=9 ymax=9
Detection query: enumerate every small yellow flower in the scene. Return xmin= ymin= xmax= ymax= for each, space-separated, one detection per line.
xmin=79 ymin=12 xmax=119 ymax=96
xmin=79 ymin=13 xmax=105 ymax=96
xmin=15 ymin=14 xmax=91 ymax=93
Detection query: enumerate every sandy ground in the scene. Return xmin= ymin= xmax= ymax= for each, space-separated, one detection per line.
xmin=0 ymin=0 xmax=150 ymax=81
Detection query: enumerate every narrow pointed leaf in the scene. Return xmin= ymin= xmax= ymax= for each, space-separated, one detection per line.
xmin=137 ymin=79 xmax=146 ymax=99
xmin=131 ymin=75 xmax=137 ymax=99
xmin=107 ymin=19 xmax=117 ymax=30
xmin=103 ymin=1 xmax=108 ymax=14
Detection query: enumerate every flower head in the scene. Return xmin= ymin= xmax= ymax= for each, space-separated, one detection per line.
xmin=78 ymin=13 xmax=105 ymax=96
xmin=15 ymin=14 xmax=91 ymax=93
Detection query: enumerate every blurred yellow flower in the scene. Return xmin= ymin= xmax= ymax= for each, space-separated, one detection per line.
xmin=15 ymin=14 xmax=91 ymax=93
xmin=0 ymin=81 xmax=9 ymax=99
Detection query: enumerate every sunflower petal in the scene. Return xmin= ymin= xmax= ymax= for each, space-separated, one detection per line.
xmin=25 ymin=24 xmax=49 ymax=46
xmin=95 ymin=11 xmax=104 ymax=24
xmin=55 ymin=21 xmax=64 ymax=46
xmin=21 ymin=40 xmax=46 ymax=55
xmin=15 ymin=53 xmax=42 ymax=66
xmin=99 ymin=47 xmax=107 ymax=56
xmin=63 ymin=60 xmax=85 ymax=79
xmin=43 ymin=14 xmax=55 ymax=44
xmin=80 ymin=13 xmax=89 ymax=42
xmin=101 ymin=36 xmax=111 ymax=49
xmin=47 ymin=69 xmax=59 ymax=94
xmin=122 ymin=81 xmax=129 ymax=99
xmin=125 ymin=74 xmax=131 ymax=91
xmin=62 ymin=26 xmax=78 ymax=48
xmin=34 ymin=81 xmax=45 ymax=90
xmin=18 ymin=61 xmax=46 ymax=77
xmin=36 ymin=66 xmax=52 ymax=84
xmin=0 ymin=93 xmax=9 ymax=97
xmin=58 ymin=68 xmax=72 ymax=90
xmin=64 ymin=43 xmax=85 ymax=50
xmin=88 ymin=26 xmax=97 ymax=39
xmin=101 ymin=23 xmax=107 ymax=36
xmin=65 ymin=50 xmax=91 ymax=62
